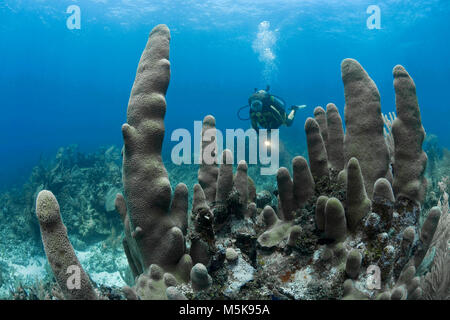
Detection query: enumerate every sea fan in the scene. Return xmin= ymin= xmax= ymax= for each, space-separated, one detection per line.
xmin=420 ymin=191 xmax=450 ymax=300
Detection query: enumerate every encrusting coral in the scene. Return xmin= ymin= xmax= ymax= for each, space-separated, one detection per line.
xmin=33 ymin=24 xmax=448 ymax=300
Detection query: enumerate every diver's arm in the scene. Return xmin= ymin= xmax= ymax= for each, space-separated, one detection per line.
xmin=286 ymin=110 xmax=296 ymax=126
xmin=285 ymin=105 xmax=306 ymax=127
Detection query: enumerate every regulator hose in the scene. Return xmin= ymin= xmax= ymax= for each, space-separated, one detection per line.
xmin=237 ymin=105 xmax=251 ymax=121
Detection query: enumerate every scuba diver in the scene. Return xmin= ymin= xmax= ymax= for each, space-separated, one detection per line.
xmin=238 ymin=85 xmax=306 ymax=132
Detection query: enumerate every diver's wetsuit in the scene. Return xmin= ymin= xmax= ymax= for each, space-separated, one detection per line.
xmin=248 ymin=90 xmax=297 ymax=131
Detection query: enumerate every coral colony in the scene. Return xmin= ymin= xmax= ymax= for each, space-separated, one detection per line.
xmin=33 ymin=25 xmax=448 ymax=300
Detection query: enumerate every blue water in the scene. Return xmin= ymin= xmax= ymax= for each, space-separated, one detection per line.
xmin=1 ymin=0 xmax=449 ymax=189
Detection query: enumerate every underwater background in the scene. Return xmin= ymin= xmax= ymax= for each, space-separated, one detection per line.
xmin=0 ymin=0 xmax=449 ymax=299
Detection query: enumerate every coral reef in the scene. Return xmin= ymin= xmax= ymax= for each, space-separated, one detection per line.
xmin=0 ymin=144 xmax=128 ymax=298
xmin=0 ymin=145 xmax=123 ymax=248
xmin=17 ymin=24 xmax=450 ymax=300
